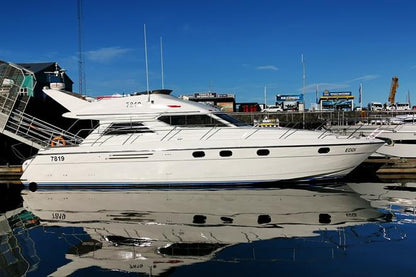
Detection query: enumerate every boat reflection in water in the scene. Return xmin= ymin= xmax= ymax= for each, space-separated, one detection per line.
xmin=349 ymin=182 xmax=416 ymax=221
xmin=12 ymin=184 xmax=394 ymax=276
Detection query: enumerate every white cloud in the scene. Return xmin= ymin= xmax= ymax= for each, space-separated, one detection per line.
xmin=299 ymin=75 xmax=379 ymax=93
xmin=349 ymin=75 xmax=379 ymax=82
xmin=303 ymin=82 xmax=348 ymax=93
xmin=256 ymin=65 xmax=279 ymax=71
xmin=85 ymin=47 xmax=132 ymax=63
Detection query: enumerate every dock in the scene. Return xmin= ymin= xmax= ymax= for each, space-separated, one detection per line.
xmin=372 ymin=158 xmax=416 ymax=182
xmin=0 ymin=165 xmax=22 ymax=181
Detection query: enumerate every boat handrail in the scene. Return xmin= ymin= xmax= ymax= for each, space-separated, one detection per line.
xmin=160 ymin=126 xmax=178 ymax=141
xmin=199 ymin=126 xmax=217 ymax=140
xmin=202 ymin=127 xmax=221 ymax=140
xmin=347 ymin=124 xmax=365 ymax=139
xmin=244 ymin=128 xmax=259 ymax=139
xmin=279 ymin=122 xmax=299 ymax=139
xmin=318 ymin=128 xmax=331 ymax=139
xmin=367 ymin=127 xmax=383 ymax=139
xmin=122 ymin=133 xmax=135 ymax=145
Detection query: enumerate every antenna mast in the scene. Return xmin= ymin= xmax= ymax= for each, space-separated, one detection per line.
xmin=77 ymin=0 xmax=85 ymax=95
xmin=160 ymin=36 xmax=164 ymax=89
xmin=143 ymin=24 xmax=150 ymax=101
xmin=301 ymin=54 xmax=305 ymax=97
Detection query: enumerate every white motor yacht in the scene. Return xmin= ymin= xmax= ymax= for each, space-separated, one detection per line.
xmin=330 ymin=114 xmax=416 ymax=159
xmin=20 ymin=88 xmax=383 ymax=187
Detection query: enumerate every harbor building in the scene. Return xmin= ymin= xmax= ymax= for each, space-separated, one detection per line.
xmin=318 ymin=90 xmax=355 ymax=111
xmin=180 ymin=92 xmax=236 ymax=112
xmin=276 ymin=94 xmax=304 ymax=111
xmin=236 ymin=102 xmax=262 ymax=112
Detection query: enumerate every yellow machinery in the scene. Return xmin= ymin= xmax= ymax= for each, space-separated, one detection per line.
xmin=388 ymin=76 xmax=399 ymax=105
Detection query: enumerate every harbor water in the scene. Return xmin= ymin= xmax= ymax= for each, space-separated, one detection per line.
xmin=1 ymin=173 xmax=416 ymax=276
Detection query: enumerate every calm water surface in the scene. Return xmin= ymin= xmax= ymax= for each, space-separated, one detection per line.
xmin=1 ymin=179 xmax=416 ymax=276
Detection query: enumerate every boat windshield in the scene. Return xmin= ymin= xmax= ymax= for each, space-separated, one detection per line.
xmin=215 ymin=113 xmax=250 ymax=127
xmin=158 ymin=114 xmax=227 ymax=127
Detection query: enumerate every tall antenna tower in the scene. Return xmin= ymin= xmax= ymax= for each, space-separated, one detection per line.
xmin=160 ymin=37 xmax=164 ymax=89
xmin=264 ymin=85 xmax=267 ymax=107
xmin=143 ymin=24 xmax=150 ymax=101
xmin=301 ymin=54 xmax=305 ymax=97
xmin=77 ymin=0 xmax=85 ymax=95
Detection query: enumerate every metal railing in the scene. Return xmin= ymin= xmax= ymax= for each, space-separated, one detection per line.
xmin=5 ymin=110 xmax=83 ymax=147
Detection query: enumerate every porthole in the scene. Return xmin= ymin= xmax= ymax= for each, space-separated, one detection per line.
xmin=318 ymin=147 xmax=330 ymax=154
xmin=192 ymin=151 xmax=205 ymax=158
xmin=221 ymin=217 xmax=233 ymax=224
xmin=193 ymin=215 xmax=206 ymax=224
xmin=219 ymin=150 xmax=232 ymax=157
xmin=257 ymin=214 xmax=271 ymax=224
xmin=319 ymin=213 xmax=331 ymax=224
xmin=257 ymin=149 xmax=270 ymax=156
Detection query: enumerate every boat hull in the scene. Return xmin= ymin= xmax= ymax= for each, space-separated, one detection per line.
xmin=21 ymin=142 xmax=382 ymax=186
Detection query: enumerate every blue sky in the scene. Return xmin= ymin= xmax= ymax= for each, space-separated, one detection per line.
xmin=1 ymin=0 xmax=416 ymax=107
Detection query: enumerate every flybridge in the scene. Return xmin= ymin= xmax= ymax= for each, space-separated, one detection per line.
xmin=96 ymin=89 xmax=173 ymax=100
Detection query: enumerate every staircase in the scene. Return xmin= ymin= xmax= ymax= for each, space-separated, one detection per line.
xmin=0 ymin=60 xmax=82 ymax=150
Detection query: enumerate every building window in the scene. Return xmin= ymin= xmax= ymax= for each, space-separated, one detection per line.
xmin=219 ymin=150 xmax=232 ymax=157
xmin=257 ymin=149 xmax=270 ymax=156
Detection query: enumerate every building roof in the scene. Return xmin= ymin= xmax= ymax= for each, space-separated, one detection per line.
xmin=17 ymin=62 xmax=73 ymax=84
xmin=17 ymin=62 xmax=56 ymax=73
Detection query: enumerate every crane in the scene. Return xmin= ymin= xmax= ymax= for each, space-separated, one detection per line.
xmin=388 ymin=76 xmax=399 ymax=105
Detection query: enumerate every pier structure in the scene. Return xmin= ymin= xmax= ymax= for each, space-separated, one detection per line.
xmin=0 ymin=60 xmax=83 ymax=151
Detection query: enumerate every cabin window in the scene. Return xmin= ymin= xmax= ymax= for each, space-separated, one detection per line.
xmin=192 ymin=151 xmax=205 ymax=158
xmin=215 ymin=113 xmax=250 ymax=126
xmin=158 ymin=114 xmax=227 ymax=127
xmin=219 ymin=150 xmax=232 ymax=157
xmin=103 ymin=122 xmax=153 ymax=135
xmin=257 ymin=149 xmax=270 ymax=156
xmin=318 ymin=147 xmax=330 ymax=154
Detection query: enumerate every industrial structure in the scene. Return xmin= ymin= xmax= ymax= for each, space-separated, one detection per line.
xmin=388 ymin=76 xmax=399 ymax=106
xmin=318 ymin=90 xmax=355 ymax=111
xmin=180 ymin=92 xmax=236 ymax=112
xmin=275 ymin=94 xmax=304 ymax=111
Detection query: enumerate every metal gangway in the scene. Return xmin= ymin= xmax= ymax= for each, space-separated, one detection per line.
xmin=0 ymin=60 xmax=82 ymax=149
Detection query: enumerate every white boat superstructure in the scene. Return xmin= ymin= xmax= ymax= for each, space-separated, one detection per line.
xmin=330 ymin=115 xmax=416 ymax=158
xmin=20 ymin=88 xmax=383 ymax=186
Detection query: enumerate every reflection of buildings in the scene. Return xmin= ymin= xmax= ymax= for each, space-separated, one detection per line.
xmin=319 ymin=91 xmax=355 ymax=111
xmin=0 ymin=207 xmax=40 ymax=276
xmin=180 ymin=92 xmax=236 ymax=112
xmin=19 ymin=185 xmax=389 ymax=276
xmin=348 ymin=182 xmax=416 ymax=218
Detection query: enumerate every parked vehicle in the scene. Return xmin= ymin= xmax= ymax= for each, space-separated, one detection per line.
xmin=368 ymin=102 xmax=383 ymax=111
